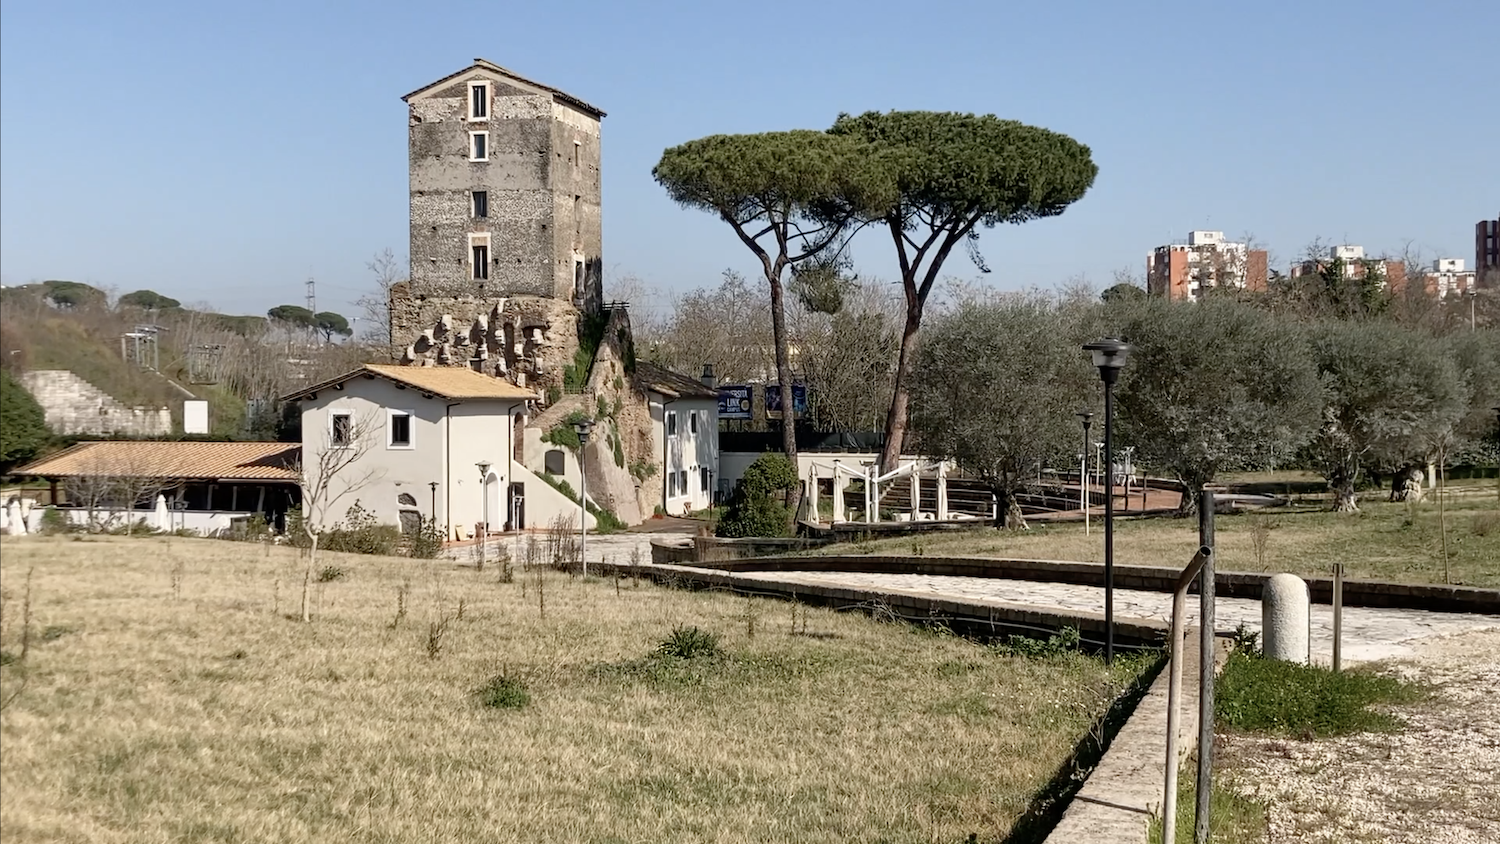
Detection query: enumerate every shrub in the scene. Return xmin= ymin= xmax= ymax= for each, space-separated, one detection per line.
xmin=405 ymin=516 xmax=445 ymax=559
xmin=716 ymin=453 xmax=798 ymax=538
xmin=315 ymin=566 xmax=346 ymax=583
xmin=656 ymin=625 xmax=720 ymax=659
xmin=476 ymin=674 xmax=531 ymax=710
xmin=991 ymin=627 xmax=1081 ymax=658
xmin=0 ymin=368 xmax=50 ymax=473
xmin=38 ymin=506 xmax=72 ymax=535
xmin=1216 ymin=651 xmax=1423 ymax=737
xmin=317 ymin=502 xmax=402 ymax=556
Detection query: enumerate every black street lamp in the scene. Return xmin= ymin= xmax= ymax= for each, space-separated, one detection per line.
xmin=1077 ymin=410 xmax=1094 ymax=535
xmin=429 ymin=481 xmax=439 ymax=523
xmin=1083 ymin=338 xmax=1131 ymax=665
xmin=573 ymin=418 xmax=594 ymax=577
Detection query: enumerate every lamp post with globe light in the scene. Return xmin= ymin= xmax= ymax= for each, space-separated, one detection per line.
xmin=1077 ymin=410 xmax=1094 ymax=535
xmin=476 ymin=461 xmax=491 ymax=572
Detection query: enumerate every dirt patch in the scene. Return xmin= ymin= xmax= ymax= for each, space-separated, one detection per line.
xmin=1218 ymin=629 xmax=1500 ymax=843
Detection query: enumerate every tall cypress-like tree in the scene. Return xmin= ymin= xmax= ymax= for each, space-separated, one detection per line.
xmin=0 ymin=369 xmax=51 ymax=473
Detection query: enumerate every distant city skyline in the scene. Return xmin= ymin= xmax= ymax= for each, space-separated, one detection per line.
xmin=2 ymin=0 xmax=1496 ymax=320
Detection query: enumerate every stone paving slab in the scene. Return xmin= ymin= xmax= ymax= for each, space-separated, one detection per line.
xmin=730 ymin=571 xmax=1500 ymax=664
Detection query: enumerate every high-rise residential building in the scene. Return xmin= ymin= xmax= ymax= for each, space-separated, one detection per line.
xmin=1291 ymin=244 xmax=1407 ymax=289
xmin=1424 ymin=258 xmax=1477 ymax=299
xmin=1146 ymin=231 xmax=1268 ymax=300
xmin=1478 ymin=215 xmax=1500 ymax=285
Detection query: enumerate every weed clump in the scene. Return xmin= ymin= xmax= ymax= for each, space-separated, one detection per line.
xmin=316 ymin=566 xmax=347 ymax=583
xmin=476 ymin=674 xmax=531 ymax=710
xmin=1216 ymin=651 xmax=1424 ymax=738
xmin=656 ymin=626 xmax=720 ymax=660
xmin=991 ymin=627 xmax=1081 ymax=658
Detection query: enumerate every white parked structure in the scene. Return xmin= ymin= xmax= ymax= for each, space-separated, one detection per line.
xmin=286 ymin=364 xmax=592 ymax=540
xmin=637 ymin=363 xmax=720 ymax=515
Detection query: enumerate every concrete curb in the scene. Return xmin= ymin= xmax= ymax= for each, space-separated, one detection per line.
xmin=664 ymin=553 xmax=1500 ymax=614
xmin=596 ymin=561 xmax=1170 ymax=649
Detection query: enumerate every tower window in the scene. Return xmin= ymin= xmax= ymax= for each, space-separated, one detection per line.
xmin=472 ymin=190 xmax=488 ymax=219
xmin=470 ymin=131 xmax=488 ymax=161
xmin=468 ymin=82 xmax=489 ymax=120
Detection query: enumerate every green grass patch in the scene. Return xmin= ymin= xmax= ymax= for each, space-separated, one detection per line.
xmin=1148 ymin=758 xmax=1268 ymax=844
xmin=475 ymin=674 xmax=531 ymax=710
xmin=1216 ymin=651 xmax=1424 ymax=738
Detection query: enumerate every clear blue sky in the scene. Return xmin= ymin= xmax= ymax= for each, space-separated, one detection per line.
xmin=2 ymin=0 xmax=1496 ymax=319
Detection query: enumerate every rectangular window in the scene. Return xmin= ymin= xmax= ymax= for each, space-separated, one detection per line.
xmin=666 ymin=411 xmax=677 ymax=436
xmin=468 ymin=82 xmax=489 ymax=120
xmin=667 ymin=472 xmax=678 ymax=498
xmin=573 ymin=195 xmax=582 ymax=239
xmin=470 ymin=131 xmax=488 ymax=161
xmin=472 ymin=243 xmax=489 ymax=280
xmin=689 ymin=412 xmax=698 ymax=435
xmin=330 ymin=412 xmax=352 ymax=447
xmin=679 ymin=470 xmax=688 ymax=495
xmin=572 ymin=140 xmax=580 ymax=170
xmin=472 ymin=190 xmax=488 ymax=219
xmin=388 ymin=410 xmax=413 ymax=448
xmin=700 ymin=467 xmax=710 ymax=493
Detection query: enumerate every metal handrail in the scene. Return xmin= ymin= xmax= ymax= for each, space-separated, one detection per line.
xmin=1163 ymin=544 xmax=1213 ymax=844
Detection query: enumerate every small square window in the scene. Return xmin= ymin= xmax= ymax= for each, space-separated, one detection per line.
xmin=470 ymin=131 xmax=488 ymax=161
xmin=389 ymin=411 xmax=412 ymax=448
xmin=469 ymin=82 xmax=489 ymax=120
xmin=472 ymin=243 xmax=489 ymax=280
xmin=330 ymin=412 xmax=352 ymax=447
xmin=472 ymin=190 xmax=488 ymax=219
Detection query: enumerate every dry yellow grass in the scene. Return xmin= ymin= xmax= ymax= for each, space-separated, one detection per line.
xmin=837 ymin=495 xmax=1500 ymax=588
xmin=0 ymin=537 xmax=1146 ymax=844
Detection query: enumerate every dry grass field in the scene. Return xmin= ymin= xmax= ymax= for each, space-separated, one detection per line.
xmin=0 ymin=537 xmax=1150 ymax=844
xmin=831 ymin=493 xmax=1500 ymax=588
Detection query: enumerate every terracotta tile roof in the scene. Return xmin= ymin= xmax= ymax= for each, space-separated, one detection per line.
xmin=283 ymin=364 xmax=537 ymax=403
xmin=16 ymin=441 xmax=300 ymax=481
xmin=634 ymin=362 xmax=719 ymax=400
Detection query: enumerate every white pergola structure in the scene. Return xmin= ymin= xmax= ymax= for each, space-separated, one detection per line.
xmin=805 ymin=458 xmax=979 ymax=526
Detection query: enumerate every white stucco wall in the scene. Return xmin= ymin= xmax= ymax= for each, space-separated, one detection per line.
xmin=298 ymin=378 xmax=524 ymax=540
xmin=651 ymin=395 xmax=718 ymax=515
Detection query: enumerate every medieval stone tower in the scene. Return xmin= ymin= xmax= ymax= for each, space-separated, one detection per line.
xmin=394 ymin=59 xmax=604 ymax=402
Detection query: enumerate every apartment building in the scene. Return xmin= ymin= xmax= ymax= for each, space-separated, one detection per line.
xmin=1146 ymin=231 xmax=1268 ymax=300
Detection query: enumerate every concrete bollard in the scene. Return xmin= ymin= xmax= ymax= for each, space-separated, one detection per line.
xmin=1262 ymin=573 xmax=1310 ymax=664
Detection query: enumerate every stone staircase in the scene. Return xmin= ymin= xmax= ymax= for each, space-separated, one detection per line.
xmin=18 ymin=370 xmax=172 ymax=436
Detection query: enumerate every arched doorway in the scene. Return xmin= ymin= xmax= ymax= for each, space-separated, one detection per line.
xmin=484 ymin=471 xmax=501 ymax=533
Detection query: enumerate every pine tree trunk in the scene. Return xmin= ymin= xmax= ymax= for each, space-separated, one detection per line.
xmin=879 ymin=310 xmax=923 ymax=474
xmin=767 ymin=272 xmax=802 ymax=530
xmin=1332 ymin=481 xmax=1359 ymax=513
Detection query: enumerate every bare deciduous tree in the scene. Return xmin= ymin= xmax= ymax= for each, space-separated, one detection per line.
xmin=357 ymin=248 xmax=405 ymax=356
xmin=295 ymin=411 xmax=383 ymax=622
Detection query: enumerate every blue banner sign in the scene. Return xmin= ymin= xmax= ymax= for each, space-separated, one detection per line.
xmin=718 ymin=385 xmax=753 ymax=419
xmin=764 ymin=384 xmax=808 ymax=417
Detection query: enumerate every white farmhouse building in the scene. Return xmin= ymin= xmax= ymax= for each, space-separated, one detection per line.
xmin=286 ymin=364 xmax=591 ymax=540
xmin=636 ymin=363 xmax=720 ymax=515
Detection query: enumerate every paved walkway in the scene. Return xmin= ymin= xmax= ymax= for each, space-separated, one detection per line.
xmin=449 ymin=530 xmax=687 ymax=566
xmin=728 ymin=570 xmax=1500 ymax=664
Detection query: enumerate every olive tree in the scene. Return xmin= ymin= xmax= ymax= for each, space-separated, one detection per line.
xmin=828 ymin=111 xmax=1098 ymax=471
xmin=1107 ymin=297 xmax=1323 ymax=514
xmin=1306 ymin=321 xmax=1467 ymax=512
xmin=909 ymin=292 xmax=1094 ymax=529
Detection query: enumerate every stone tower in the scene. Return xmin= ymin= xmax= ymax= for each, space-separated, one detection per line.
xmin=395 ymin=59 xmax=604 ymax=403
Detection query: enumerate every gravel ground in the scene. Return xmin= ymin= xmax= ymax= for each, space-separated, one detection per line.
xmin=1219 ymin=629 xmax=1500 ymax=843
